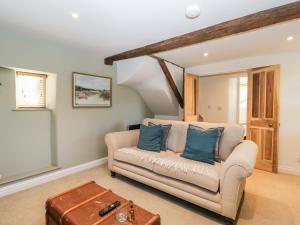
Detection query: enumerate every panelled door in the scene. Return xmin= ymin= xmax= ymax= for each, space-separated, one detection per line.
xmin=247 ymin=65 xmax=280 ymax=173
xmin=184 ymin=73 xmax=200 ymax=122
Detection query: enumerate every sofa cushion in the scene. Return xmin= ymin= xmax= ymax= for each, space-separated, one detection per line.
xmin=189 ymin=124 xmax=224 ymax=162
xmin=181 ymin=125 xmax=220 ymax=164
xmin=143 ymin=119 xmax=188 ymax=153
xmin=114 ymin=146 xmax=221 ymax=192
xmin=153 ymin=154 xmax=221 ymax=192
xmin=114 ymin=147 xmax=171 ymax=171
xmin=188 ymin=122 xmax=244 ymax=161
xmin=148 ymin=122 xmax=171 ymax=151
xmin=113 ymin=161 xmax=222 ymax=203
xmin=143 ymin=118 xmax=244 ymax=161
xmin=137 ymin=124 xmax=162 ymax=152
xmin=218 ymin=126 xmax=245 ymax=160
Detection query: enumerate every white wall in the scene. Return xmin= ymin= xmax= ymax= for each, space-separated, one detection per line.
xmin=199 ymin=72 xmax=246 ymax=123
xmin=199 ymin=76 xmax=230 ymax=123
xmin=117 ymin=56 xmax=179 ymax=116
xmin=187 ymin=52 xmax=300 ymax=175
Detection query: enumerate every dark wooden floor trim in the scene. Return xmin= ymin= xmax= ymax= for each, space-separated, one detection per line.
xmin=105 ymin=2 xmax=300 ymax=65
xmin=157 ymin=58 xmax=184 ymax=108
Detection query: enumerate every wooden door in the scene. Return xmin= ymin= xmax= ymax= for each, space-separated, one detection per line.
xmin=247 ymin=65 xmax=280 ymax=173
xmin=184 ymin=73 xmax=200 ymax=122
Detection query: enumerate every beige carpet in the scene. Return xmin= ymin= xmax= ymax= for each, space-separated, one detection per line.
xmin=0 ymin=164 xmax=299 ymax=225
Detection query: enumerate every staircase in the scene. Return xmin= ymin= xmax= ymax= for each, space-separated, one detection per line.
xmin=116 ymin=56 xmax=184 ymax=119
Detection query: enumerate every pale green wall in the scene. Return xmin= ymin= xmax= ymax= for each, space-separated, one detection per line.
xmin=0 ymin=67 xmax=52 ymax=177
xmin=0 ymin=24 xmax=153 ymax=170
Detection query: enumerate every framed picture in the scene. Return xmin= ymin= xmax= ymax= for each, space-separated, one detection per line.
xmin=72 ymin=72 xmax=112 ymax=108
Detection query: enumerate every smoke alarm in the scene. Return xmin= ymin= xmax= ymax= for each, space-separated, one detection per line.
xmin=185 ymin=4 xmax=201 ymax=19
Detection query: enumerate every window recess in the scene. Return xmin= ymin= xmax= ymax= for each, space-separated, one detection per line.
xmin=16 ymin=71 xmax=47 ymax=108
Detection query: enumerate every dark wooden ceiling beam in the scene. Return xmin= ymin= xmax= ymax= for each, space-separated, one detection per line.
xmin=105 ymin=1 xmax=300 ymax=65
xmin=157 ymin=58 xmax=184 ymax=108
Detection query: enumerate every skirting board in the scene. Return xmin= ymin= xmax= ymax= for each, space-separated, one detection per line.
xmin=278 ymin=165 xmax=300 ymax=176
xmin=0 ymin=157 xmax=107 ymax=198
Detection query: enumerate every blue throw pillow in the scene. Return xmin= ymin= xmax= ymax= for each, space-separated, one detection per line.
xmin=181 ymin=125 xmax=220 ymax=164
xmin=138 ymin=124 xmax=162 ymax=152
xmin=189 ymin=124 xmax=224 ymax=162
xmin=148 ymin=122 xmax=171 ymax=151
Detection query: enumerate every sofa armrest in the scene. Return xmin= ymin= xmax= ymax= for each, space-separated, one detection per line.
xmin=105 ymin=130 xmax=140 ymax=170
xmin=220 ymin=140 xmax=258 ymax=219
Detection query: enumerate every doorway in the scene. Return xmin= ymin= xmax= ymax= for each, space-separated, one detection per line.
xmin=198 ymin=71 xmax=248 ymax=125
xmin=188 ymin=65 xmax=280 ymax=173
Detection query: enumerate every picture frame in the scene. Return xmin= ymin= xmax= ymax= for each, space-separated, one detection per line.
xmin=72 ymin=72 xmax=112 ymax=108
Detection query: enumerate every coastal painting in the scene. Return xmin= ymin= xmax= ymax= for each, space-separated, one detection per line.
xmin=72 ymin=72 xmax=112 ymax=108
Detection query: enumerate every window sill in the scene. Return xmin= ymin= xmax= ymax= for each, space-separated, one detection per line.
xmin=12 ymin=108 xmax=50 ymax=111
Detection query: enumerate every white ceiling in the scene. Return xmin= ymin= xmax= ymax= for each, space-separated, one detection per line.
xmin=0 ymin=0 xmax=298 ymax=59
xmin=156 ymin=19 xmax=300 ymax=67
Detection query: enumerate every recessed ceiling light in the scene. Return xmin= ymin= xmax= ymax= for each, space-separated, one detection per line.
xmin=185 ymin=4 xmax=201 ymax=19
xmin=204 ymin=52 xmax=209 ymax=57
xmin=287 ymin=36 xmax=294 ymax=41
xmin=72 ymin=12 xmax=79 ymax=19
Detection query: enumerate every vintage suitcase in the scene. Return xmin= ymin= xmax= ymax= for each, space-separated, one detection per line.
xmin=45 ymin=181 xmax=160 ymax=225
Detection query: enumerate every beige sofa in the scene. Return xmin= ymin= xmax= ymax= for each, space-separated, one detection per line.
xmin=105 ymin=118 xmax=257 ymax=223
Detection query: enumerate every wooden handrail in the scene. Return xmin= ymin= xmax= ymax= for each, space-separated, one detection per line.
xmin=157 ymin=58 xmax=184 ymax=108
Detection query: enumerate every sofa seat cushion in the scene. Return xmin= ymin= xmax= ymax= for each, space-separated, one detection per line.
xmin=113 ymin=161 xmax=222 ymax=203
xmin=153 ymin=154 xmax=221 ymax=192
xmin=114 ymin=147 xmax=172 ymax=171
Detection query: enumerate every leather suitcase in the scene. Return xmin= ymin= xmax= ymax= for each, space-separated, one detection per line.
xmin=45 ymin=181 xmax=160 ymax=225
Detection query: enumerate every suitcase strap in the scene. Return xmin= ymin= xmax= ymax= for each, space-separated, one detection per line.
xmin=60 ymin=189 xmax=111 ymax=225
xmin=91 ymin=201 xmax=130 ymax=225
xmin=92 ymin=202 xmax=160 ymax=225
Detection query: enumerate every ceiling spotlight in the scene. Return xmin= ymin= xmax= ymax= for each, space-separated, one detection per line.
xmin=72 ymin=12 xmax=79 ymax=19
xmin=185 ymin=4 xmax=201 ymax=19
xmin=287 ymin=36 xmax=294 ymax=41
xmin=204 ymin=52 xmax=209 ymax=57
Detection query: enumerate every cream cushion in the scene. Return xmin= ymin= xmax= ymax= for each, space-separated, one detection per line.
xmin=114 ymin=146 xmax=221 ymax=192
xmin=143 ymin=119 xmax=188 ymax=153
xmin=153 ymin=154 xmax=221 ymax=192
xmin=114 ymin=161 xmax=221 ymax=203
xmin=218 ymin=126 xmax=245 ymax=160
xmin=143 ymin=118 xmax=244 ymax=161
xmin=114 ymin=147 xmax=164 ymax=171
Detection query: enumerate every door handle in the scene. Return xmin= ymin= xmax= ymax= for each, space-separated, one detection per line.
xmin=268 ymin=123 xmax=273 ymax=127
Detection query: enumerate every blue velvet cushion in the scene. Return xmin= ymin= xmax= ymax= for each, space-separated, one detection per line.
xmin=138 ymin=124 xmax=162 ymax=152
xmin=181 ymin=125 xmax=220 ymax=164
xmin=189 ymin=124 xmax=224 ymax=162
xmin=148 ymin=122 xmax=171 ymax=151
